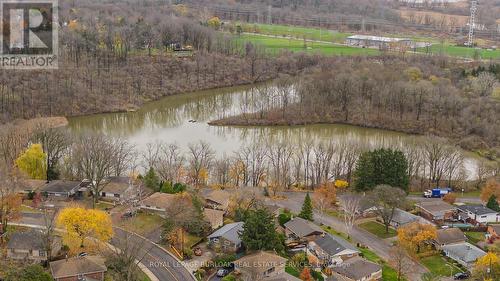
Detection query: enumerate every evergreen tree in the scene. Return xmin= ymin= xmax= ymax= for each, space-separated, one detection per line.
xmin=240 ymin=208 xmax=284 ymax=252
xmin=486 ymin=195 xmax=500 ymax=212
xmin=298 ymin=193 xmax=313 ymax=221
xmin=143 ymin=167 xmax=160 ymax=191
xmin=354 ymin=148 xmax=409 ymax=192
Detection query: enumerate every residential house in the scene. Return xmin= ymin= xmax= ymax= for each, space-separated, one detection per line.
xmin=139 ymin=192 xmax=187 ymax=217
xmin=203 ymin=208 xmax=224 ymax=230
xmin=7 ymin=230 xmax=61 ymax=262
xmin=203 ymin=189 xmax=230 ymax=212
xmin=284 ymin=217 xmax=325 ymax=245
xmin=100 ymin=176 xmax=137 ymax=202
xmin=50 ymin=255 xmax=107 ymax=281
xmin=329 ymin=257 xmax=382 ymax=281
xmin=235 ymin=251 xmax=299 ymax=281
xmin=390 ymin=208 xmax=433 ymax=228
xmin=487 ymin=224 xmax=500 ymax=239
xmin=207 ymin=222 xmax=244 ymax=252
xmin=415 ymin=200 xmax=456 ymax=222
xmin=40 ymin=180 xmax=83 ymax=198
xmin=432 ymin=228 xmax=467 ymax=249
xmin=442 ymin=242 xmax=487 ymax=268
xmin=457 ymin=205 xmax=499 ymax=225
xmin=308 ymin=233 xmax=360 ymax=266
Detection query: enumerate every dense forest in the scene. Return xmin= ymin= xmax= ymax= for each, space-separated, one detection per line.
xmin=210 ymin=56 xmax=500 ymax=160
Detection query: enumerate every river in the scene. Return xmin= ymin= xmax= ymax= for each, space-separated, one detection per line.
xmin=68 ymin=84 xmax=481 ymax=178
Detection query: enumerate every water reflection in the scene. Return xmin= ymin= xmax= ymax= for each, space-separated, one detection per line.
xmin=68 ymin=84 xmax=481 ymax=177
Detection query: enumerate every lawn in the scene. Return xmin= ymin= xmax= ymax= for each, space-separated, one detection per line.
xmin=321 ymin=225 xmax=351 ymax=241
xmin=418 ymin=44 xmax=500 ymax=59
xmin=359 ymin=221 xmax=397 ymax=239
xmin=420 ymin=254 xmax=462 ymax=277
xmin=119 ymin=212 xmax=163 ymax=236
xmin=242 ymin=23 xmax=352 ymax=43
xmin=235 ymin=34 xmax=380 ymax=56
xmin=465 ymin=231 xmax=485 ymax=245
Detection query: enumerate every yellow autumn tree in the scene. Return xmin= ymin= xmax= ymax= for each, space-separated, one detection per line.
xmin=57 ymin=207 xmax=113 ymax=250
xmin=207 ymin=16 xmax=221 ymax=30
xmin=397 ymin=222 xmax=437 ymax=254
xmin=15 ymin=143 xmax=47 ymax=180
xmin=474 ymin=252 xmax=500 ymax=280
xmin=334 ymin=179 xmax=349 ymax=189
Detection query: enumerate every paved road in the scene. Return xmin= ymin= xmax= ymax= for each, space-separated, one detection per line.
xmin=408 ymin=195 xmax=481 ymax=204
xmin=268 ymin=192 xmax=429 ymax=281
xmin=16 ymin=212 xmax=195 ymax=281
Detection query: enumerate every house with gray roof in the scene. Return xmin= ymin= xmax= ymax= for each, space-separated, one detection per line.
xmin=207 ymin=222 xmax=244 ymax=252
xmin=442 ymin=242 xmax=486 ymax=268
xmin=308 ymin=234 xmax=360 ymax=266
xmin=40 ymin=180 xmax=84 ymax=198
xmin=415 ymin=200 xmax=456 ymax=222
xmin=433 ymin=228 xmax=467 ymax=249
xmin=284 ymin=217 xmax=325 ymax=244
xmin=7 ymin=230 xmax=61 ymax=262
xmin=457 ymin=204 xmax=499 ymax=224
xmin=390 ymin=208 xmax=433 ymax=228
xmin=329 ymin=257 xmax=382 ymax=281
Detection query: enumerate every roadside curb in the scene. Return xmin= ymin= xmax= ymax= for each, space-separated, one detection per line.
xmin=10 ymin=223 xmax=161 ymax=281
xmin=114 ymin=226 xmax=198 ymax=281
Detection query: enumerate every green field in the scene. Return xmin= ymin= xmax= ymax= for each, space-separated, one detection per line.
xmin=236 ymin=34 xmax=379 ymax=56
xmin=420 ymin=255 xmax=463 ymax=277
xmin=359 ymin=221 xmax=398 ymax=239
xmin=418 ymin=44 xmax=500 ymax=59
xmin=241 ymin=23 xmax=351 ymax=43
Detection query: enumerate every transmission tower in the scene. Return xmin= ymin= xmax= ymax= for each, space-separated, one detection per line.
xmin=467 ymin=0 xmax=478 ymax=47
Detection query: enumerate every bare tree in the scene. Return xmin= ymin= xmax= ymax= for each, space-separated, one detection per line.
xmin=33 ymin=126 xmax=70 ymax=180
xmin=339 ymin=193 xmax=362 ymax=238
xmin=367 ymin=185 xmax=407 ymax=233
xmin=389 ymin=246 xmax=413 ymax=281
xmin=73 ymin=134 xmax=130 ymax=207
xmin=155 ymin=143 xmax=185 ymax=183
xmin=187 ymin=141 xmax=214 ymax=187
xmin=42 ymin=208 xmax=57 ymax=261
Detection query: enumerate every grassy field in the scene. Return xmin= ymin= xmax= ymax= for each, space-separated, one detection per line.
xmin=420 ymin=254 xmax=462 ymax=277
xmin=359 ymin=221 xmax=397 ymax=239
xmin=236 ymin=34 xmax=380 ymax=56
xmin=242 ymin=23 xmax=352 ymax=43
xmin=464 ymin=231 xmax=486 ymax=245
xmin=418 ymin=44 xmax=500 ymax=59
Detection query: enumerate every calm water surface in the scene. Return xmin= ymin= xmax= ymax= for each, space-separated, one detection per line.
xmin=68 ymin=84 xmax=481 ymax=176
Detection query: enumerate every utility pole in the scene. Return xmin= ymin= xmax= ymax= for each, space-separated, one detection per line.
xmin=467 ymin=0 xmax=479 ymax=47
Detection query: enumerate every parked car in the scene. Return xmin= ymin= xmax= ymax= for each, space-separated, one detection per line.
xmin=453 ymin=272 xmax=469 ymax=280
xmin=216 ymin=269 xmax=228 ymax=277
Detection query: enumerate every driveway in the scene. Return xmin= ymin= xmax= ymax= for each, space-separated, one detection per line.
xmin=267 ymin=191 xmax=429 ymax=281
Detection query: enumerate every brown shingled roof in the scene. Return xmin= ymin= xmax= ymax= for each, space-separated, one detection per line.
xmin=50 ymin=256 xmax=107 ymax=279
xmin=436 ymin=228 xmax=466 ymax=245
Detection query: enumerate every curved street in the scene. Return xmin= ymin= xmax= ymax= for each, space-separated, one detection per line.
xmin=15 ymin=212 xmax=196 ymax=281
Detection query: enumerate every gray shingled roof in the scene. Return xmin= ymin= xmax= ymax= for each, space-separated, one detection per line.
xmin=313 ymin=234 xmax=359 ymax=256
xmin=207 ymin=222 xmax=244 ymax=244
xmin=41 ymin=180 xmax=81 ymax=193
xmin=436 ymin=228 xmax=466 ymax=245
xmin=7 ymin=230 xmax=45 ymax=250
xmin=50 ymin=256 xmax=107 ymax=279
xmin=332 ymin=258 xmax=381 ymax=280
xmin=442 ymin=242 xmax=486 ymax=264
xmin=458 ymin=205 xmax=498 ymax=216
xmin=284 ymin=217 xmax=324 ymax=238
xmin=263 ymin=272 xmax=302 ymax=281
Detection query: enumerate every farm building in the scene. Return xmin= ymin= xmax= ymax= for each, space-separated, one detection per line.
xmin=345 ymin=35 xmax=414 ymax=50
